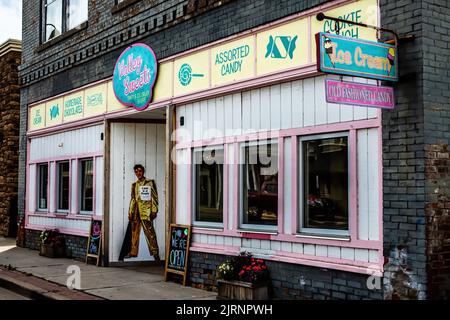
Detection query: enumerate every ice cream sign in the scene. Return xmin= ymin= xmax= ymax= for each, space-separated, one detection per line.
xmin=113 ymin=43 xmax=158 ymax=111
xmin=316 ymin=32 xmax=398 ymax=82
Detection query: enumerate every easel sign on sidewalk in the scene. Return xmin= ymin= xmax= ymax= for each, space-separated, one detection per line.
xmin=164 ymin=224 xmax=191 ymax=286
xmin=86 ymin=219 xmax=102 ymax=266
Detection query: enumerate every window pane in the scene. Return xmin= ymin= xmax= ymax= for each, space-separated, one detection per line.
xmin=80 ymin=159 xmax=94 ymax=212
xmin=58 ymin=162 xmax=70 ymax=211
xmin=38 ymin=164 xmax=48 ymax=210
xmin=67 ymin=0 xmax=88 ymax=30
xmin=45 ymin=0 xmax=62 ymax=41
xmin=242 ymin=143 xmax=278 ymax=226
xmin=194 ymin=149 xmax=224 ymax=223
xmin=303 ymin=137 xmax=348 ymax=230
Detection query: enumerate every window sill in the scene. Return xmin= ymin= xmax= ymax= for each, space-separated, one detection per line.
xmin=36 ymin=21 xmax=88 ymax=53
xmin=295 ymin=233 xmax=351 ymax=242
xmin=237 ymin=229 xmax=277 ymax=236
xmin=111 ymin=0 xmax=141 ymax=14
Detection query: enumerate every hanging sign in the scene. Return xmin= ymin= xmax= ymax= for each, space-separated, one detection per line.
xmin=316 ymin=32 xmax=398 ymax=82
xmin=113 ymin=43 xmax=158 ymax=111
xmin=325 ymin=79 xmax=395 ymax=109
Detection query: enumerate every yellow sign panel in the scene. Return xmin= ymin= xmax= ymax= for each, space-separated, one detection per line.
xmin=154 ymin=61 xmax=173 ymax=102
xmin=310 ymin=0 xmax=379 ymax=62
xmin=256 ymin=18 xmax=309 ymax=76
xmin=45 ymin=98 xmax=63 ymax=127
xmin=211 ymin=36 xmax=255 ymax=87
xmin=106 ymin=81 xmax=126 ymax=113
xmin=29 ymin=104 xmax=46 ymax=131
xmin=173 ymin=50 xmax=210 ymax=97
xmin=63 ymin=91 xmax=84 ymax=123
xmin=84 ymin=83 xmax=107 ymax=118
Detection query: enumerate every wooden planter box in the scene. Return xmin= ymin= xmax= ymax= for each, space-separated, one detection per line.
xmin=217 ymin=279 xmax=269 ymax=300
xmin=39 ymin=243 xmax=65 ymax=258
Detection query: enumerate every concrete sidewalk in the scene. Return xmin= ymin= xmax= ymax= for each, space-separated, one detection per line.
xmin=0 ymin=237 xmax=217 ymax=300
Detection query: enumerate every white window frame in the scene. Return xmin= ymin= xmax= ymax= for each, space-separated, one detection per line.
xmin=191 ymin=146 xmax=225 ymax=229
xmin=36 ymin=163 xmax=49 ymax=212
xmin=239 ymin=139 xmax=279 ymax=233
xmin=298 ymin=132 xmax=350 ymax=237
xmin=56 ymin=160 xmax=70 ymax=213
xmin=79 ymin=158 xmax=94 ymax=215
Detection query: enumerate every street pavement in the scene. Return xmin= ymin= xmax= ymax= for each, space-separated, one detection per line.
xmin=0 ymin=237 xmax=217 ymax=300
xmin=0 ymin=287 xmax=29 ymax=300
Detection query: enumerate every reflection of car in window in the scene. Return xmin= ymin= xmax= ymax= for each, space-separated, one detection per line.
xmin=247 ymin=181 xmax=278 ymax=222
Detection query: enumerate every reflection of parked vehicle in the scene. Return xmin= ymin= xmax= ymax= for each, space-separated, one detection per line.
xmin=247 ymin=181 xmax=278 ymax=222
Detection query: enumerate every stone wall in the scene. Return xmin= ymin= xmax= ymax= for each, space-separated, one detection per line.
xmin=0 ymin=48 xmax=21 ymax=237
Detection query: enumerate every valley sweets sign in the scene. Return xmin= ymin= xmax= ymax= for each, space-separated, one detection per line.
xmin=113 ymin=43 xmax=158 ymax=110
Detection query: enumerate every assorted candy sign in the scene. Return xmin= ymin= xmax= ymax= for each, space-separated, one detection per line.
xmin=113 ymin=43 xmax=158 ymax=111
xmin=316 ymin=32 xmax=398 ymax=82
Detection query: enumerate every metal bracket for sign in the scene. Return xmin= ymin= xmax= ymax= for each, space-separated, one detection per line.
xmin=316 ymin=12 xmax=399 ymax=48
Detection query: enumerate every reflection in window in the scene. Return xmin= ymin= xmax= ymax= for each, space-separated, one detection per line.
xmin=45 ymin=0 xmax=63 ymax=41
xmin=37 ymin=164 xmax=48 ymax=210
xmin=57 ymin=161 xmax=70 ymax=211
xmin=68 ymin=0 xmax=88 ymax=30
xmin=242 ymin=142 xmax=278 ymax=227
xmin=80 ymin=159 xmax=93 ymax=212
xmin=193 ymin=148 xmax=223 ymax=224
xmin=44 ymin=0 xmax=88 ymax=42
xmin=302 ymin=136 xmax=349 ymax=231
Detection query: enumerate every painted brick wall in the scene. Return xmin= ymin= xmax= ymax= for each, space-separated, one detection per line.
xmin=422 ymin=0 xmax=450 ymax=300
xmin=189 ymin=252 xmax=383 ymax=300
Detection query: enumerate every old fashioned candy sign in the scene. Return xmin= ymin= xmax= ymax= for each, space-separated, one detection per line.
xmin=317 ymin=32 xmax=398 ymax=82
xmin=113 ymin=43 xmax=158 ymax=110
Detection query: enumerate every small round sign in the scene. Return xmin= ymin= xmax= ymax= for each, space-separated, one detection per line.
xmin=113 ymin=43 xmax=158 ymax=111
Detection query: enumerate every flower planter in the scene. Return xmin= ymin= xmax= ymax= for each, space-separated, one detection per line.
xmin=39 ymin=243 xmax=65 ymax=258
xmin=217 ymin=279 xmax=269 ymax=300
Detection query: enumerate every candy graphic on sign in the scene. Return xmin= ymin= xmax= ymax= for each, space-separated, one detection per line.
xmin=113 ymin=43 xmax=158 ymax=111
xmin=178 ymin=63 xmax=204 ymax=86
xmin=49 ymin=105 xmax=59 ymax=120
xmin=265 ymin=35 xmax=298 ymax=59
xmin=323 ymin=36 xmax=336 ymax=67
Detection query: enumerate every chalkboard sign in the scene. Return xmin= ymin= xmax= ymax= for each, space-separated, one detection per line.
xmin=86 ymin=219 xmax=102 ymax=266
xmin=164 ymin=224 xmax=191 ymax=286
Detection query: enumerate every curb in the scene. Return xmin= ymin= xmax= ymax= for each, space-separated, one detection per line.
xmin=0 ymin=267 xmax=104 ymax=300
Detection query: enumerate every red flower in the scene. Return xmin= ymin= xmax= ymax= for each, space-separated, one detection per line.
xmin=239 ymin=270 xmax=245 ymax=277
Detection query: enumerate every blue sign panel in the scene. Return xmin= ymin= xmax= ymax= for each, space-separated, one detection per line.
xmin=113 ymin=43 xmax=158 ymax=110
xmin=316 ymin=32 xmax=398 ymax=82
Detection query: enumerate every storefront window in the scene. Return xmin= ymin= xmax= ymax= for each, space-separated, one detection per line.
xmin=37 ymin=164 xmax=48 ymax=211
xmin=193 ymin=147 xmax=224 ymax=226
xmin=44 ymin=0 xmax=88 ymax=42
xmin=80 ymin=159 xmax=94 ymax=213
xmin=241 ymin=141 xmax=278 ymax=230
xmin=57 ymin=161 xmax=70 ymax=211
xmin=300 ymin=134 xmax=349 ymax=235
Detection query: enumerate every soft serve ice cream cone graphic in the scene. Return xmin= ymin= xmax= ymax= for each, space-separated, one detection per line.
xmin=387 ymin=48 xmax=396 ymax=76
xmin=323 ymin=36 xmax=335 ymax=68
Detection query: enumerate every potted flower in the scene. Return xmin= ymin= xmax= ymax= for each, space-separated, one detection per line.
xmin=39 ymin=229 xmax=66 ymax=258
xmin=216 ymin=251 xmax=270 ymax=300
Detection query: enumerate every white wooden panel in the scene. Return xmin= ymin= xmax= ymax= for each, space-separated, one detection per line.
xmin=29 ymin=164 xmax=37 ymax=212
xmin=284 ymin=138 xmax=292 ymax=235
xmin=177 ymin=105 xmax=187 ymax=143
xmin=227 ymin=143 xmax=234 ymax=230
xmin=29 ymin=124 xmax=103 ymax=162
xmin=200 ymin=234 xmax=208 ymax=244
xmin=304 ymin=244 xmax=315 ymax=255
xmin=215 ymin=97 xmax=225 ymax=138
xmin=70 ymin=159 xmax=77 ymax=214
xmin=251 ymin=239 xmax=261 ymax=249
xmin=355 ymin=249 xmax=369 ymax=262
xmin=316 ymin=245 xmax=328 ymax=257
xmin=184 ymin=104 xmax=193 ymax=143
xmin=358 ymin=129 xmax=369 ymax=241
xmin=49 ymin=162 xmax=56 ymax=213
xmin=206 ymin=98 xmax=216 ymax=139
xmin=215 ymin=236 xmax=224 ymax=246
xmin=241 ymin=91 xmax=252 ymax=133
xmin=155 ymin=124 xmax=166 ymax=258
xmin=291 ymin=80 xmax=303 ymax=128
xmin=270 ymin=241 xmax=281 ymax=251
xmin=95 ymin=157 xmax=103 ymax=216
xmin=224 ymin=236 xmax=233 ymax=247
xmin=281 ymin=242 xmax=292 ymax=253
xmin=260 ymin=87 xmax=271 ymax=131
xmin=303 ymin=78 xmax=315 ymax=126
xmin=232 ymin=237 xmax=241 ymax=247
xmin=223 ymin=95 xmax=233 ymax=136
xmin=176 ymin=149 xmax=189 ymax=225
xmin=270 ymin=84 xmax=281 ymax=130
xmin=250 ymin=89 xmax=261 ymax=131
xmin=200 ymin=100 xmax=208 ymax=140
xmin=208 ymin=235 xmax=216 ymax=245
xmin=341 ymin=248 xmax=355 ymax=260
xmin=192 ymin=102 xmax=202 ymax=141
xmin=368 ymin=128 xmax=380 ymax=240
xmin=328 ymin=247 xmax=341 ymax=259
xmin=292 ymin=243 xmax=303 ymax=254
xmin=232 ymin=93 xmax=242 ymax=136
xmin=314 ymin=77 xmax=327 ymax=125
xmin=369 ymin=250 xmax=379 ymax=263
xmin=242 ymin=238 xmax=252 ymax=248
xmin=136 ymin=127 xmax=146 ymax=173
xmin=261 ymin=240 xmax=271 ymax=250
xmin=280 ymin=82 xmax=292 ymax=129
xmin=29 ymin=216 xmax=90 ymax=233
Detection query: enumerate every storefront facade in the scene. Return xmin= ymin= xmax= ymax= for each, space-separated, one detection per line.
xmin=19 ymin=0 xmax=449 ymax=299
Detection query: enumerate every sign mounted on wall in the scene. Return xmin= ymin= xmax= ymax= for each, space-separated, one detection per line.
xmin=316 ymin=32 xmax=398 ymax=82
xmin=113 ymin=43 xmax=158 ymax=111
xmin=325 ymin=79 xmax=395 ymax=109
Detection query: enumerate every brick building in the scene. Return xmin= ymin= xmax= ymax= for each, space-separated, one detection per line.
xmin=0 ymin=39 xmax=21 ymax=238
xmin=19 ymin=0 xmax=448 ymax=299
